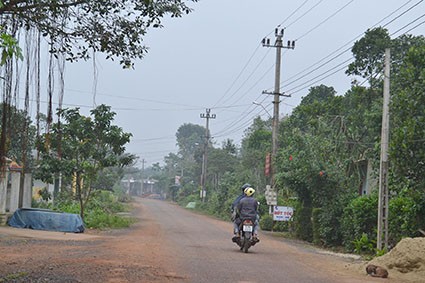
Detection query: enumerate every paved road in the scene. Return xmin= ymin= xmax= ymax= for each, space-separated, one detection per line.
xmin=139 ymin=198 xmax=380 ymax=283
xmin=1 ymin=198 xmax=389 ymax=283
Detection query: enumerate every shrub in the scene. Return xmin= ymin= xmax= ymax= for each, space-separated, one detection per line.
xmin=260 ymin=214 xmax=273 ymax=231
xmin=45 ymin=190 xmax=134 ymax=229
xmin=341 ymin=194 xmax=377 ymax=251
xmin=388 ymin=195 xmax=421 ymax=246
xmin=312 ymin=208 xmax=322 ymax=245
xmin=353 ymin=233 xmax=376 ymax=254
xmin=84 ymin=207 xmax=135 ymax=229
xmin=294 ymin=204 xmax=313 ymax=242
xmin=273 ymin=220 xmax=290 ymax=232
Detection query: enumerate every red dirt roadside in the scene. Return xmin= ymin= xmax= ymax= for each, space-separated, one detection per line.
xmin=0 ymin=201 xmax=180 ymax=283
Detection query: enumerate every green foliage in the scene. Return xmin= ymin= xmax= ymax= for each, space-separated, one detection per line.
xmin=375 ymin=248 xmax=387 ymax=257
xmin=34 ymin=105 xmax=134 ymax=219
xmin=87 ymin=190 xmax=128 ymax=213
xmin=38 ymin=187 xmax=52 ymax=202
xmin=341 ymin=194 xmax=377 ymax=251
xmin=157 ymin=30 xmax=425 ymax=251
xmin=314 ymin=196 xmax=350 ymax=247
xmin=240 ymin=117 xmax=271 ymax=189
xmin=113 ymin=184 xmax=133 ymax=203
xmin=312 ymin=208 xmax=322 ymax=245
xmin=176 ymin=123 xmax=205 ymax=159
xmin=92 ymin=167 xmax=122 ymax=192
xmin=391 ymin=45 xmax=425 ymax=192
xmin=207 ymin=147 xmax=238 ymax=181
xmin=177 ymin=193 xmax=198 ymax=207
xmin=256 ymin=194 xmax=268 ymax=217
xmin=38 ymin=190 xmax=134 ymax=229
xmin=388 ymin=194 xmax=424 ymax=245
xmin=346 ymin=27 xmax=391 ymax=80
xmin=0 ymin=1 xmax=197 ymax=67
xmin=56 ymin=200 xmax=81 ymax=215
xmin=0 ymin=103 xmax=36 ymax=167
xmin=0 ymin=32 xmax=23 ymax=65
xmin=273 ymin=220 xmax=290 ymax=232
xmin=84 ymin=208 xmax=134 ymax=229
xmin=0 ymin=272 xmax=28 ymax=282
xmin=353 ymin=233 xmax=376 ymax=255
xmin=259 ymin=214 xmax=273 ymax=231
xmin=293 ymin=204 xmax=313 ymax=242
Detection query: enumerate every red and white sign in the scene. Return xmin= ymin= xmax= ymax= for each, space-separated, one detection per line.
xmin=273 ymin=206 xmax=294 ymax=221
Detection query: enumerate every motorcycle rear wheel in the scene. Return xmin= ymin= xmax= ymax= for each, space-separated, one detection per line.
xmin=242 ymin=233 xmax=251 ymax=253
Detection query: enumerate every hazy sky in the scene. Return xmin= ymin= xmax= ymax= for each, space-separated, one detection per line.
xmin=50 ymin=0 xmax=425 ymax=167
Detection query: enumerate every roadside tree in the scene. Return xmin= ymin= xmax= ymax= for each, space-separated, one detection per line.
xmin=34 ymin=104 xmax=135 ymax=219
xmin=0 ymin=0 xmax=198 ymax=67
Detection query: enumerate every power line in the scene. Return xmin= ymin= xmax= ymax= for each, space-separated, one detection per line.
xmin=212 ymin=1 xmax=425 ymax=146
xmin=266 ymin=0 xmax=425 ymax=95
xmin=390 ymin=12 xmax=425 ymax=36
xmin=212 ymin=44 xmax=262 ymax=108
xmin=277 ymin=0 xmax=310 ymax=28
xmin=211 ymin=0 xmax=320 ymax=121
xmin=216 ymin=48 xmax=272 ymax=109
xmin=286 ymin=0 xmax=325 ymax=28
xmin=295 ymin=0 xmax=355 ymax=41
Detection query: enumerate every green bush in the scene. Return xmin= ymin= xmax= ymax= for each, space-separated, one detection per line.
xmin=88 ymin=190 xmax=127 ymax=213
xmin=353 ymin=233 xmax=376 ymax=255
xmin=178 ymin=194 xmax=198 ymax=207
xmin=388 ymin=195 xmax=422 ymax=246
xmin=259 ymin=214 xmax=273 ymax=231
xmin=312 ymin=208 xmax=322 ymax=245
xmin=41 ymin=190 xmax=134 ymax=229
xmin=316 ymin=201 xmax=345 ymax=247
xmin=273 ymin=220 xmax=290 ymax=232
xmin=113 ymin=184 xmax=132 ymax=202
xmin=341 ymin=194 xmax=377 ymax=251
xmin=84 ymin=207 xmax=135 ymax=229
xmin=294 ymin=204 xmax=313 ymax=242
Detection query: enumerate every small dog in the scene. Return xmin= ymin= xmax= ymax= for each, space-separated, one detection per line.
xmin=366 ymin=264 xmax=389 ymax=278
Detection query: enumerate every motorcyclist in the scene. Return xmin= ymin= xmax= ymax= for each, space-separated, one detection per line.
xmin=236 ymin=187 xmax=259 ymax=241
xmin=231 ymin=183 xmax=251 ymax=241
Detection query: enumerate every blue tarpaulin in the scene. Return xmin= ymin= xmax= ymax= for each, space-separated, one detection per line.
xmin=8 ymin=208 xmax=85 ymax=233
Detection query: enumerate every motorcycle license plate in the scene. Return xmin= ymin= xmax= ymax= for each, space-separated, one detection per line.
xmin=243 ymin=225 xmax=253 ymax=232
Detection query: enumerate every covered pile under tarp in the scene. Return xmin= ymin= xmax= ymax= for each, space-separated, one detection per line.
xmin=8 ymin=208 xmax=85 ymax=233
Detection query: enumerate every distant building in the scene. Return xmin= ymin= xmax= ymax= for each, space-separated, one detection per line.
xmin=120 ymin=176 xmax=158 ymax=196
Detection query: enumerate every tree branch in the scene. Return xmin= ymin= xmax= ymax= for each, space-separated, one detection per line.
xmin=0 ymin=0 xmax=87 ymax=14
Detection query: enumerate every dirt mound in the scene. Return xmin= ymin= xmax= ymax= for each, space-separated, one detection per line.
xmin=368 ymin=237 xmax=425 ymax=282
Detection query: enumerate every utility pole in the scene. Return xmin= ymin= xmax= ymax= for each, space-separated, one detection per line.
xmin=141 ymin=158 xmax=145 ymax=195
xmin=200 ymin=108 xmax=216 ymax=202
xmin=262 ymin=28 xmax=295 ymax=187
xmin=377 ymin=48 xmax=391 ymax=251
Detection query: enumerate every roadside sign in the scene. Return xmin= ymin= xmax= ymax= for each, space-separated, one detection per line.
xmin=273 ymin=206 xmax=294 ymax=221
xmin=265 ymin=185 xmax=277 ymax=206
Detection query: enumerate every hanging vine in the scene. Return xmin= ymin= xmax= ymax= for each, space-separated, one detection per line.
xmin=0 ymin=19 xmax=17 ymax=174
xmin=35 ymin=30 xmax=41 ymax=160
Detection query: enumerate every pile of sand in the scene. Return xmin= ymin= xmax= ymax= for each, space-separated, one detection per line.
xmin=368 ymin=237 xmax=425 ymax=282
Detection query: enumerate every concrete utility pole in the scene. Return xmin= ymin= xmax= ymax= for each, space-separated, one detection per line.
xmin=262 ymin=28 xmax=295 ymax=187
xmin=377 ymin=48 xmax=391 ymax=251
xmin=200 ymin=108 xmax=216 ymax=202
xmin=141 ymin=158 xmax=145 ymax=195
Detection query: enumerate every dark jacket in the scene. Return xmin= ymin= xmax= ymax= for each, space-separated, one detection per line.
xmin=231 ymin=194 xmax=245 ymax=212
xmin=236 ymin=196 xmax=258 ymax=221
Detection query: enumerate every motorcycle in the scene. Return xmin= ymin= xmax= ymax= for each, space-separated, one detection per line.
xmin=234 ymin=218 xmax=259 ymax=253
